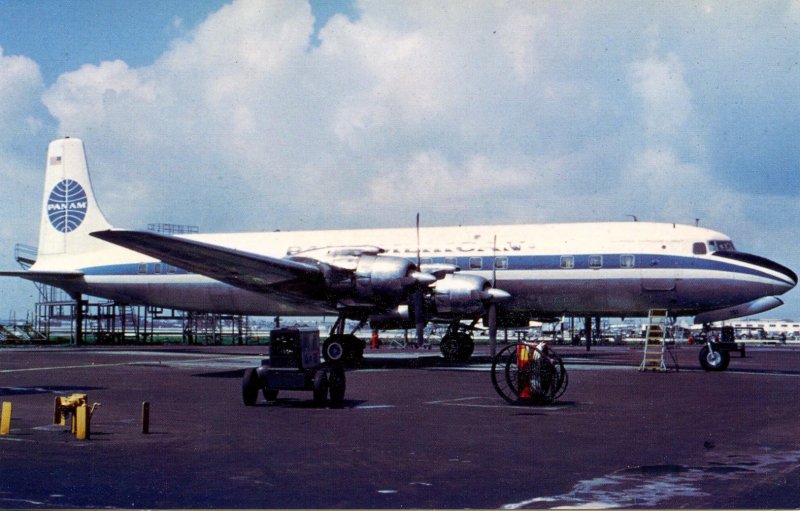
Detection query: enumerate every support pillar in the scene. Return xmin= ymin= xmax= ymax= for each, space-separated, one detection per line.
xmin=74 ymin=293 xmax=84 ymax=345
xmin=595 ymin=316 xmax=602 ymax=345
xmin=585 ymin=316 xmax=592 ymax=352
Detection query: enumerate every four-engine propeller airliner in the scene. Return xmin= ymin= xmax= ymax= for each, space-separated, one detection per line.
xmin=2 ymin=138 xmax=796 ymax=369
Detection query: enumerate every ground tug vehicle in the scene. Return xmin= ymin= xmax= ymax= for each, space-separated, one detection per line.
xmin=242 ymin=327 xmax=346 ymax=407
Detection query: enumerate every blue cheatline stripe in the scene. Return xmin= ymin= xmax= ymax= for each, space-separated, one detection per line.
xmin=79 ymin=253 xmax=784 ymax=283
xmin=422 ymin=253 xmax=784 ymax=283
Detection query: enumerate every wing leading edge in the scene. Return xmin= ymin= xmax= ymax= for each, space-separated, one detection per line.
xmin=90 ymin=229 xmax=324 ymax=294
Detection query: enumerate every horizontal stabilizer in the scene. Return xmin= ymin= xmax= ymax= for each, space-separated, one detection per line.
xmin=693 ymin=296 xmax=784 ymax=324
xmin=90 ymin=229 xmax=323 ymax=293
xmin=0 ymin=270 xmax=84 ymax=288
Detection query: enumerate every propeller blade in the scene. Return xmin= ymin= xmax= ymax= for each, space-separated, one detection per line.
xmin=416 ymin=212 xmax=421 ymax=269
xmin=492 ymin=234 xmax=497 ymax=288
xmin=488 ymin=302 xmax=498 ymax=358
xmin=414 ymin=289 xmax=425 ymax=348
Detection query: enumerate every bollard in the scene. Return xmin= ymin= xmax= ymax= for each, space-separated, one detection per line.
xmin=75 ymin=404 xmax=89 ymax=440
xmin=1 ymin=402 xmax=11 ymax=435
xmin=53 ymin=394 xmax=99 ymax=440
xmin=142 ymin=401 xmax=150 ymax=434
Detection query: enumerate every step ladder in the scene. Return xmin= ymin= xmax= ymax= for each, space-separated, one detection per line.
xmin=639 ymin=309 xmax=669 ymax=371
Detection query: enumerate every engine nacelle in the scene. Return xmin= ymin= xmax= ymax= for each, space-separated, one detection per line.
xmin=432 ymin=273 xmax=491 ymax=317
xmin=322 ymin=254 xmax=419 ymax=302
xmin=354 ymin=255 xmax=418 ymax=299
xmin=368 ymin=305 xmax=416 ymax=330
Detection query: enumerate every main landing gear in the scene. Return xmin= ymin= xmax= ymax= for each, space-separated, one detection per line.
xmin=322 ymin=316 xmax=365 ymax=367
xmin=439 ymin=322 xmax=475 ymax=362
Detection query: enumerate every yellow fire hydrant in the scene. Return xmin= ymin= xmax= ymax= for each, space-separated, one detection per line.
xmin=53 ymin=394 xmax=100 ymax=440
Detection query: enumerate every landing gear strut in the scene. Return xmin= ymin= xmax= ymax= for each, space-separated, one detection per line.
xmin=323 ymin=316 xmax=365 ymax=367
xmin=440 ymin=322 xmax=474 ymax=362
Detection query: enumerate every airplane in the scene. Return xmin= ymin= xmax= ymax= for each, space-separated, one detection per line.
xmin=1 ymin=137 xmax=796 ymax=370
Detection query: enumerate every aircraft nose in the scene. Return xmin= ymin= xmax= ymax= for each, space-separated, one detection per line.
xmin=777 ymin=265 xmax=798 ymax=293
xmin=764 ymin=259 xmax=797 ymax=294
xmin=714 ymin=251 xmax=796 ymax=294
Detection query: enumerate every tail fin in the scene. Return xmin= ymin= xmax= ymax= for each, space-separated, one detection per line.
xmin=35 ymin=137 xmax=113 ymax=264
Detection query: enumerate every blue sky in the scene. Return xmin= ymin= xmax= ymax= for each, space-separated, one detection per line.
xmin=0 ymin=0 xmax=797 ymax=320
xmin=0 ymin=0 xmax=354 ymax=83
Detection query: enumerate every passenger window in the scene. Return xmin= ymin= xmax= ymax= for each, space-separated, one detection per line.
xmin=494 ymin=257 xmax=508 ymax=270
xmin=469 ymin=257 xmax=482 ymax=270
xmin=620 ymin=254 xmax=635 ymax=268
xmin=589 ymin=255 xmax=603 ymax=269
xmin=168 ymin=265 xmax=177 ymax=274
xmin=138 ymin=263 xmax=147 ymax=274
xmin=443 ymin=257 xmax=458 ymax=266
xmin=693 ymin=242 xmax=707 ymax=255
xmin=560 ymin=256 xmax=574 ymax=269
xmin=420 ymin=257 xmax=432 ymax=265
xmin=153 ymin=263 xmax=162 ymax=274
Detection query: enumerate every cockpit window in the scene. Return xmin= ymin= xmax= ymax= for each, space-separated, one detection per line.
xmin=692 ymin=242 xmax=707 ymax=255
xmin=708 ymin=240 xmax=736 ymax=252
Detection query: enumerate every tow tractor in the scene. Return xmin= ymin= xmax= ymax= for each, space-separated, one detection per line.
xmin=697 ymin=325 xmax=746 ymax=371
xmin=242 ymin=327 xmax=346 ymax=407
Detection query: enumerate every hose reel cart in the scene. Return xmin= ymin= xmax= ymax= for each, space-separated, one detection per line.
xmin=491 ymin=341 xmax=568 ymax=405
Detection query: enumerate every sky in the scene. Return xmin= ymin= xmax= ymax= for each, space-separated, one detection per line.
xmin=0 ymin=0 xmax=797 ymax=321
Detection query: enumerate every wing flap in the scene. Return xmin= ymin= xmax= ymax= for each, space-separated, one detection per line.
xmin=91 ymin=230 xmax=323 ymax=293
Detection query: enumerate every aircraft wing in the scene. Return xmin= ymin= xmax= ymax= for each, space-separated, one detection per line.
xmin=91 ymin=229 xmax=325 ymax=294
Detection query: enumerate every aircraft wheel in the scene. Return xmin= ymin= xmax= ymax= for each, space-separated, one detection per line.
xmin=242 ymin=368 xmax=260 ymax=406
xmin=313 ymin=369 xmax=329 ymax=407
xmin=699 ymin=346 xmax=730 ymax=371
xmin=440 ymin=334 xmax=460 ymax=361
xmin=263 ymin=388 xmax=279 ymax=401
xmin=343 ymin=334 xmax=364 ymax=367
xmin=328 ymin=366 xmax=346 ymax=407
xmin=323 ymin=335 xmax=346 ymax=363
xmin=455 ymin=333 xmax=474 ymax=362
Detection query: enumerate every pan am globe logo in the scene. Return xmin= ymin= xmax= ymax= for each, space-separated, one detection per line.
xmin=47 ymin=179 xmax=88 ymax=233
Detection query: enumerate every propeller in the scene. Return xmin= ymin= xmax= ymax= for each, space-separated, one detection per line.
xmin=489 ymin=235 xmax=498 ymax=357
xmin=414 ymin=213 xmax=426 ymax=348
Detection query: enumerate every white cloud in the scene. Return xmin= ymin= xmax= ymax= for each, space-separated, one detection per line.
xmin=0 ymin=46 xmax=45 ymax=139
xmin=629 ymin=54 xmax=693 ymax=137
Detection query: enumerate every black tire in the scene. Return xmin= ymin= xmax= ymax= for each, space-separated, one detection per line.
xmin=440 ymin=334 xmax=460 ymax=361
xmin=313 ymin=369 xmax=329 ymax=407
xmin=328 ymin=366 xmax=346 ymax=407
xmin=343 ymin=334 xmax=364 ymax=368
xmin=323 ymin=336 xmax=346 ymax=363
xmin=263 ymin=388 xmax=279 ymax=401
xmin=242 ymin=368 xmax=260 ymax=406
xmin=699 ymin=345 xmax=730 ymax=371
xmin=455 ymin=333 xmax=474 ymax=362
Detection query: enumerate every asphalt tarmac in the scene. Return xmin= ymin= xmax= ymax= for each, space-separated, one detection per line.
xmin=1 ymin=343 xmax=800 ymax=509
